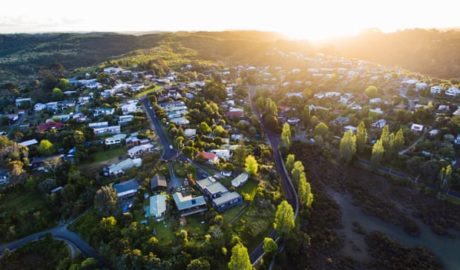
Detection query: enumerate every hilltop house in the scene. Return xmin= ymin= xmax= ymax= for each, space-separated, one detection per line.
xmin=128 ymin=143 xmax=155 ymax=158
xmin=150 ymin=174 xmax=167 ymax=191
xmin=113 ymin=179 xmax=140 ymax=212
xmin=93 ymin=125 xmax=121 ymax=136
xmin=105 ymin=134 xmax=127 ymax=146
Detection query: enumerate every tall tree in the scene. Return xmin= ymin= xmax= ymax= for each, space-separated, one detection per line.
xmin=380 ymin=125 xmax=391 ymax=150
xmin=244 ymin=155 xmax=259 ymax=176
xmin=356 ymin=121 xmax=368 ymax=153
xmin=187 ymin=258 xmax=211 ymax=270
xmin=228 ymin=243 xmax=252 ymax=270
xmin=339 ymin=130 xmax=357 ymax=163
xmin=365 ymin=85 xmax=379 ymax=98
xmin=371 ymin=139 xmax=384 ymax=166
xmin=314 ymin=122 xmax=329 ymax=138
xmin=280 ymin=123 xmax=292 ymax=151
xmin=263 ymin=237 xmax=278 ymax=254
xmin=94 ymin=185 xmax=118 ymax=216
xmin=393 ymin=128 xmax=405 ymax=152
xmin=302 ymin=105 xmax=311 ymax=128
xmin=285 ymin=154 xmax=295 ymax=173
xmin=291 ymin=161 xmax=304 ymax=185
xmin=298 ymin=172 xmax=314 ymax=209
xmin=274 ymin=200 xmax=295 ymax=237
xmin=439 ymin=164 xmax=453 ymax=192
xmin=37 ymin=139 xmax=55 ymax=156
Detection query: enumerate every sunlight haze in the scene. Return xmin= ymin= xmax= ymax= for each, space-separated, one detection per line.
xmin=1 ymin=0 xmax=460 ymax=39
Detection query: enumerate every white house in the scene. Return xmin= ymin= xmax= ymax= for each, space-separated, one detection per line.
xmin=34 ymin=103 xmax=46 ymax=112
xmin=231 ymin=173 xmax=249 ymax=188
xmin=19 ymin=139 xmax=38 ymax=148
xmin=118 ymin=115 xmax=134 ymax=125
xmin=105 ymin=134 xmax=127 ymax=145
xmin=93 ymin=107 xmax=115 ymax=117
xmin=372 ymin=119 xmax=387 ymax=129
xmin=411 ymin=123 xmax=424 ymax=133
xmin=430 ymin=86 xmax=443 ymax=95
xmin=184 ymin=129 xmax=197 ymax=138
xmin=121 ymin=100 xmax=139 ymax=114
xmin=446 ymin=87 xmax=460 ymax=97
xmin=128 ymin=143 xmax=155 ymax=158
xmin=93 ymin=125 xmax=121 ymax=136
xmin=170 ymin=117 xmax=190 ymax=125
xmin=15 ymin=98 xmax=32 ymax=107
xmin=88 ymin=121 xmax=109 ymax=128
xmin=105 ymin=158 xmax=142 ymax=176
xmin=210 ymin=149 xmax=231 ymax=161
xmin=149 ymin=194 xmax=167 ymax=221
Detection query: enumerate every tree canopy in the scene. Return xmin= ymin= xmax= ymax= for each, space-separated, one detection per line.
xmin=228 ymin=243 xmax=252 ymax=270
xmin=274 ymin=200 xmax=295 ymax=237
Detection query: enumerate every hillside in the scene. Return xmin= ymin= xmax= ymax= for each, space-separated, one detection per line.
xmin=326 ymin=29 xmax=460 ymax=79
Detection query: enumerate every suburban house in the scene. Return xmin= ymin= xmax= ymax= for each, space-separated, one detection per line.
xmin=93 ymin=125 xmax=121 ymax=136
xmin=172 ymin=192 xmax=207 ymax=216
xmin=225 ymin=107 xmax=245 ymax=119
xmin=15 ymin=98 xmax=32 ymax=107
xmin=371 ymin=119 xmax=387 ymax=129
xmin=431 ymin=86 xmax=443 ymax=95
xmin=121 ymin=100 xmax=139 ymax=114
xmin=104 ymin=158 xmax=142 ymax=176
xmin=151 ymin=174 xmax=168 ymax=191
xmin=34 ymin=103 xmax=46 ymax=111
xmin=231 ymin=173 xmax=249 ymax=188
xmin=105 ymin=134 xmax=127 ymax=145
xmin=19 ymin=139 xmax=38 ymax=148
xmin=149 ymin=194 xmax=167 ymax=221
xmin=170 ymin=117 xmax=190 ymax=125
xmin=446 ymin=87 xmax=460 ymax=97
xmin=88 ymin=121 xmax=109 ymax=128
xmin=113 ymin=179 xmax=140 ymax=212
xmin=118 ymin=115 xmax=134 ymax=125
xmin=93 ymin=107 xmax=115 ymax=117
xmin=36 ymin=121 xmax=64 ymax=133
xmin=210 ymin=149 xmax=231 ymax=160
xmin=30 ymin=155 xmax=64 ymax=170
xmin=212 ymin=192 xmax=243 ymax=212
xmin=128 ymin=143 xmax=155 ymax=158
xmin=196 ymin=152 xmax=219 ymax=164
xmin=196 ymin=177 xmax=228 ymax=199
xmin=411 ymin=123 xmax=424 ymax=133
xmin=184 ymin=129 xmax=197 ymax=138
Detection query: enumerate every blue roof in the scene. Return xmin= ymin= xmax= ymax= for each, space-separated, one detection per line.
xmin=113 ymin=179 xmax=139 ymax=195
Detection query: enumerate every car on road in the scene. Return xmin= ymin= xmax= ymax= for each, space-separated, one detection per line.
xmin=169 ymin=145 xmax=173 ymax=150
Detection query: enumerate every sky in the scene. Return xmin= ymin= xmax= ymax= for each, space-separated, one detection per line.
xmin=1 ymin=0 xmax=460 ymax=40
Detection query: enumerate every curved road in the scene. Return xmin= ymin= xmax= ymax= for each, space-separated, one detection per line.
xmin=0 ymin=221 xmax=108 ymax=267
xmin=248 ymin=86 xmax=299 ymax=265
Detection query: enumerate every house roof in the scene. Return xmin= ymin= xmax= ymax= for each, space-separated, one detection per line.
xmin=149 ymin=194 xmax=167 ymax=219
xmin=231 ymin=173 xmax=249 ymax=187
xmin=197 ymin=178 xmax=228 ymax=195
xmin=151 ymin=174 xmax=167 ymax=189
xmin=172 ymin=192 xmax=206 ymax=211
xmin=113 ymin=179 xmax=139 ymax=197
xmin=197 ymin=152 xmax=217 ymax=160
xmin=212 ymin=192 xmax=241 ymax=206
xmin=36 ymin=121 xmax=64 ymax=133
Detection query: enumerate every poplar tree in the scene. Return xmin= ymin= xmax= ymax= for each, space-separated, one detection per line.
xmin=371 ymin=139 xmax=384 ymax=166
xmin=356 ymin=121 xmax=368 ymax=153
xmin=339 ymin=130 xmax=357 ymax=163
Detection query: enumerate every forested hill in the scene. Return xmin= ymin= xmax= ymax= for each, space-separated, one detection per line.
xmin=325 ymin=29 xmax=460 ymax=79
xmin=0 ymin=31 xmax=310 ymax=83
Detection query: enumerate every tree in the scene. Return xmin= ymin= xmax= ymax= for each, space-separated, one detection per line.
xmin=371 ymin=139 xmax=384 ymax=166
xmin=52 ymin=87 xmax=64 ymax=101
xmin=365 ymin=85 xmax=379 ymax=98
xmin=244 ymin=155 xmax=259 ymax=176
xmin=280 ymin=123 xmax=292 ymax=151
xmin=199 ymin=122 xmax=211 ymax=134
xmin=356 ymin=121 xmax=368 ymax=153
xmin=100 ymin=216 xmax=117 ymax=232
xmin=94 ymin=185 xmax=118 ymax=216
xmin=264 ymin=98 xmax=278 ymax=116
xmin=291 ymin=161 xmax=304 ymax=185
xmin=263 ymin=237 xmax=278 ymax=254
xmin=187 ymin=258 xmax=211 ymax=270
xmin=380 ymin=125 xmax=391 ymax=150
xmin=285 ymin=154 xmax=295 ymax=172
xmin=228 ymin=243 xmax=252 ymax=270
xmin=339 ymin=130 xmax=357 ymax=163
xmin=393 ymin=128 xmax=405 ymax=152
xmin=439 ymin=164 xmax=453 ymax=192
xmin=298 ymin=172 xmax=314 ymax=209
xmin=314 ymin=122 xmax=329 ymax=138
xmin=73 ymin=130 xmax=85 ymax=146
xmin=274 ymin=200 xmax=295 ymax=237
xmin=37 ymin=139 xmax=55 ymax=156
xmin=58 ymin=78 xmax=71 ymax=90
xmin=302 ymin=105 xmax=310 ymax=128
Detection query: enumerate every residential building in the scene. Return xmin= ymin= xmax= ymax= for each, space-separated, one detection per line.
xmin=104 ymin=158 xmax=142 ymax=176
xmin=113 ymin=179 xmax=140 ymax=199
xmin=184 ymin=129 xmax=197 ymax=138
xmin=36 ymin=121 xmax=64 ymax=133
xmin=225 ymin=108 xmax=245 ymax=119
xmin=231 ymin=173 xmax=249 ymax=188
xmin=93 ymin=125 xmax=121 ymax=136
xmin=118 ymin=115 xmax=134 ymax=125
xmin=371 ymin=119 xmax=387 ymax=129
xmin=34 ymin=103 xmax=46 ymax=111
xmin=411 ymin=123 xmax=424 ymax=133
xmin=196 ymin=152 xmax=219 ymax=164
xmin=128 ymin=143 xmax=155 ymax=158
xmin=15 ymin=98 xmax=32 ymax=107
xmin=105 ymin=134 xmax=127 ymax=145
xmin=172 ymin=192 xmax=207 ymax=217
xmin=210 ymin=149 xmax=231 ymax=160
xmin=93 ymin=107 xmax=115 ymax=117
xmin=196 ymin=177 xmax=228 ymax=199
xmin=149 ymin=194 xmax=167 ymax=221
xmin=151 ymin=174 xmax=167 ymax=191
xmin=212 ymin=192 xmax=243 ymax=212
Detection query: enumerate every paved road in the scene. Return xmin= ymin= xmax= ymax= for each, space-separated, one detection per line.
xmin=141 ymin=97 xmax=177 ymax=161
xmin=0 ymin=221 xmax=108 ymax=267
xmin=247 ymin=86 xmax=299 ymax=264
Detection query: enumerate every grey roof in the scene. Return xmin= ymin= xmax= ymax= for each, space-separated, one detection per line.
xmin=113 ymin=179 xmax=139 ymax=195
xmin=151 ymin=174 xmax=167 ymax=189
xmin=173 ymin=192 xmax=206 ymax=211
xmin=212 ymin=192 xmax=241 ymax=206
xmin=196 ymin=178 xmax=228 ymax=195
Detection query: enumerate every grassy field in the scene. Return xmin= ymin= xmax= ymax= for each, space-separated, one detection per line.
xmin=135 ymin=85 xmax=161 ymax=98
xmin=1 ymin=191 xmax=47 ymax=212
xmin=92 ymin=147 xmax=125 ymax=163
xmin=78 ymin=147 xmax=125 ymax=177
xmin=69 ymin=209 xmax=99 ymax=241
xmin=237 ymin=178 xmax=259 ymax=200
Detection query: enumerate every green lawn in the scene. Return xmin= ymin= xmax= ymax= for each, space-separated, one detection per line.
xmin=135 ymin=85 xmax=161 ymax=98
xmin=238 ymin=178 xmax=259 ymax=200
xmin=151 ymin=219 xmax=176 ymax=243
xmin=69 ymin=210 xmax=99 ymax=241
xmin=92 ymin=147 xmax=125 ymax=163
xmin=1 ymin=191 xmax=47 ymax=212
xmin=223 ymin=203 xmax=247 ymax=223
